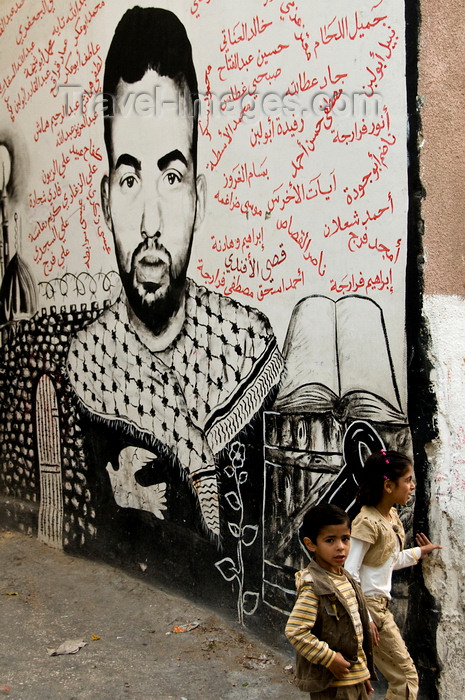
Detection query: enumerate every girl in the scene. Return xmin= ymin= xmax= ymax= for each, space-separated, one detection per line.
xmin=345 ymin=450 xmax=441 ymax=700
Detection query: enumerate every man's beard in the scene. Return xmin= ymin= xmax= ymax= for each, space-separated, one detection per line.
xmin=120 ymin=239 xmax=187 ymax=337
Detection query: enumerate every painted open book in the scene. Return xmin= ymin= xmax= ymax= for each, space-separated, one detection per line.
xmin=273 ymin=294 xmax=406 ymax=423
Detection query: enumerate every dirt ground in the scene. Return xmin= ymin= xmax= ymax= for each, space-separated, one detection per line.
xmin=0 ymin=529 xmax=302 ymax=700
xmin=0 ymin=530 xmax=389 ymax=700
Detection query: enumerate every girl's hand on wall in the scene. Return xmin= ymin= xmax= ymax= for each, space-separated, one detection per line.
xmin=416 ymin=532 xmax=442 ymax=557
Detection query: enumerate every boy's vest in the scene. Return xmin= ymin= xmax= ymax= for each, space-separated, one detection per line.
xmin=351 ymin=505 xmax=405 ymax=567
xmin=292 ymin=559 xmax=376 ymax=693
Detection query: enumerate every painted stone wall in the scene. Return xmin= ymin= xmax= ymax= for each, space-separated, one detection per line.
xmin=0 ymin=0 xmax=441 ymax=696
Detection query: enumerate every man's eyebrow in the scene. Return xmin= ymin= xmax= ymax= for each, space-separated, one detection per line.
xmin=157 ymin=149 xmax=188 ymax=172
xmin=114 ymin=154 xmax=141 ymax=171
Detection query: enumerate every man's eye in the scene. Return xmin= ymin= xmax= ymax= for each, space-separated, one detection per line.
xmin=165 ymin=171 xmax=182 ymax=186
xmin=121 ymin=174 xmax=137 ymax=189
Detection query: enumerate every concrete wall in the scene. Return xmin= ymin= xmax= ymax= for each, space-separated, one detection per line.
xmin=422 ymin=296 xmax=465 ymax=699
xmin=419 ymin=0 xmax=465 ymax=697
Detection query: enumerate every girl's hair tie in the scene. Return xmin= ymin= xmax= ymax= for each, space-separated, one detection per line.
xmin=380 ymin=449 xmax=389 ymax=465
xmin=383 ymin=475 xmax=389 ymax=480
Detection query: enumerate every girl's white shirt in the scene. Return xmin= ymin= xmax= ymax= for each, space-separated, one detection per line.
xmin=346 ymin=537 xmax=421 ymax=599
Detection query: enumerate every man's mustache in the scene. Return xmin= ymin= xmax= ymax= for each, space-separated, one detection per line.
xmin=131 ymin=239 xmax=172 ymax=269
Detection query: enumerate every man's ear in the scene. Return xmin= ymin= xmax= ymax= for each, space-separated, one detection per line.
xmin=194 ymin=173 xmax=206 ymax=231
xmin=303 ymin=536 xmax=316 ymax=554
xmin=101 ymin=175 xmax=112 ymax=229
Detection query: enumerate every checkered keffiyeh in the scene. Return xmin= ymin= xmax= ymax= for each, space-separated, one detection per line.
xmin=67 ymin=280 xmax=283 ymax=537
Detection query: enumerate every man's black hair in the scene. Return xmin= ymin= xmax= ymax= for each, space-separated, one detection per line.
xmin=299 ymin=503 xmax=350 ymax=544
xmin=102 ymin=6 xmax=199 ymax=169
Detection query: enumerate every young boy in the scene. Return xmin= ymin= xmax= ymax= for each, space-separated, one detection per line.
xmin=285 ymin=503 xmax=376 ymax=699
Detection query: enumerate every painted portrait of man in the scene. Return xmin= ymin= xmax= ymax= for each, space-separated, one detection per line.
xmin=66 ymin=7 xmax=283 ymax=541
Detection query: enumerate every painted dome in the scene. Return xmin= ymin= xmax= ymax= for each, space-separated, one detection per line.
xmin=0 ymin=253 xmax=38 ymax=326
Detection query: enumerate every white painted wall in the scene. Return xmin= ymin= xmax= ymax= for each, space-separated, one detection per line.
xmin=423 ymin=294 xmax=465 ymax=699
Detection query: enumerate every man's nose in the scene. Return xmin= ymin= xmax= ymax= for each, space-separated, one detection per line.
xmin=140 ymin=191 xmax=161 ymax=240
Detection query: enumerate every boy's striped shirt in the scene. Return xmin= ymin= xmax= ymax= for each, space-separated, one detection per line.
xmin=328 ymin=570 xmax=370 ymax=686
xmin=285 ymin=569 xmax=370 ymax=687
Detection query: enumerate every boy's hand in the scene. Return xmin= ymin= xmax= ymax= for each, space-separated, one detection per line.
xmin=416 ymin=533 xmax=442 ymax=557
xmin=328 ymin=652 xmax=351 ymax=679
xmin=370 ymin=620 xmax=380 ymax=646
xmin=364 ymin=680 xmax=374 ymax=695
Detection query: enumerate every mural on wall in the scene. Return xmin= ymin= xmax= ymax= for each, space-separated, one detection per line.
xmin=0 ymin=0 xmax=413 ymax=626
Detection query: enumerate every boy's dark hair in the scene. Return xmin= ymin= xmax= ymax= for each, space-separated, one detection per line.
xmin=357 ymin=450 xmax=412 ymax=506
xmin=102 ymin=6 xmax=199 ymax=170
xmin=299 ymin=503 xmax=350 ymax=544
